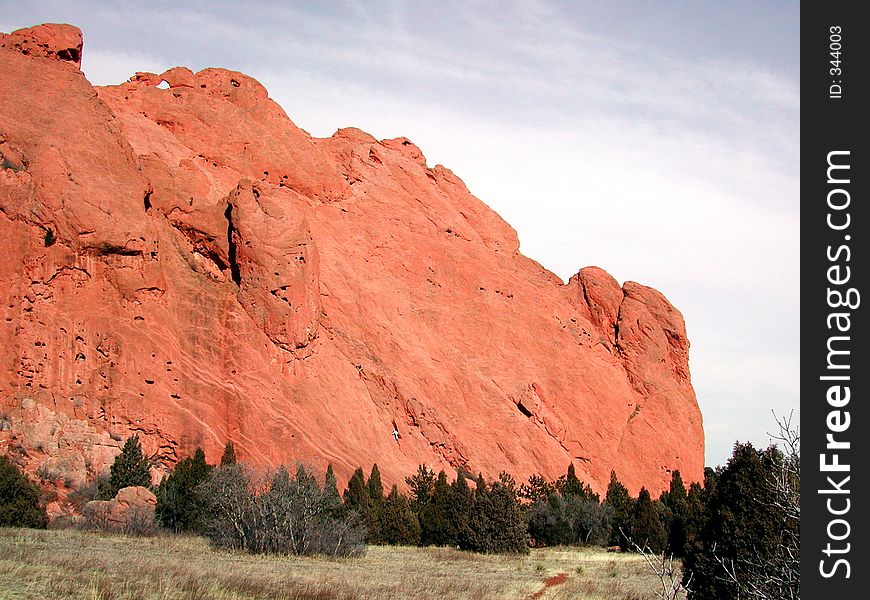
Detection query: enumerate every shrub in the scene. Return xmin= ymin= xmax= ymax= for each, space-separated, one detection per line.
xmin=0 ymin=456 xmax=48 ymax=528
xmin=527 ymin=492 xmax=612 ymax=547
xmin=67 ymin=475 xmax=114 ymax=510
xmin=199 ymin=463 xmax=366 ymax=557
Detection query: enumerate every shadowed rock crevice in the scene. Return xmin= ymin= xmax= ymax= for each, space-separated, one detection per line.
xmin=224 ymin=203 xmax=241 ymax=286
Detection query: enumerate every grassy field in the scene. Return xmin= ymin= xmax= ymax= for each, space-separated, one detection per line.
xmin=0 ymin=527 xmax=678 ymax=599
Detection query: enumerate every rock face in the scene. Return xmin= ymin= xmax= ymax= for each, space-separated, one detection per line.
xmin=0 ymin=24 xmax=703 ymax=496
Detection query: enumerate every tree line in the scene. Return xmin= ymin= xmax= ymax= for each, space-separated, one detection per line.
xmin=1 ymin=429 xmax=798 ymax=600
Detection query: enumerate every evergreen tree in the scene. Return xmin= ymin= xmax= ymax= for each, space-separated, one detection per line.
xmin=323 ymin=464 xmax=342 ymax=514
xmin=518 ymin=474 xmax=555 ymax=504
xmin=684 ymin=443 xmax=796 ymax=600
xmin=220 ymin=441 xmax=237 ymax=466
xmin=561 ymin=463 xmax=584 ymax=498
xmin=379 ymin=485 xmax=421 ymax=545
xmin=367 ymin=464 xmax=384 ymax=505
xmin=405 ymin=464 xmax=436 ymax=512
xmin=448 ymin=472 xmax=474 ymax=549
xmin=0 ymin=456 xmax=48 ymax=528
xmin=627 ymin=488 xmax=667 ymax=553
xmin=155 ymin=447 xmax=213 ymax=532
xmin=604 ymin=470 xmax=632 ymax=546
xmin=294 ymin=463 xmax=315 ymax=488
xmin=483 ymin=476 xmax=529 ymax=553
xmin=683 ymin=481 xmax=705 ymax=558
xmin=466 ymin=473 xmax=491 ymax=552
xmin=558 ymin=463 xmax=600 ymax=503
xmin=421 ymin=470 xmax=453 ymax=546
xmin=343 ymin=467 xmax=381 ymax=543
xmin=109 ymin=435 xmax=151 ymax=495
xmin=660 ymin=470 xmax=689 ymax=556
xmin=343 ymin=467 xmax=369 ymax=509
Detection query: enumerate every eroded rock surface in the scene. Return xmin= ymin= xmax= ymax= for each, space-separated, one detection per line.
xmin=0 ymin=24 xmax=703 ymax=496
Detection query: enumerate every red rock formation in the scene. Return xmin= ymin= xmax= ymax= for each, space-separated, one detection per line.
xmin=82 ymin=486 xmax=157 ymax=530
xmin=0 ymin=24 xmax=703 ymax=497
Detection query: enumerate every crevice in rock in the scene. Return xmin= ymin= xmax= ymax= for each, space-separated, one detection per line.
xmin=224 ymin=204 xmax=241 ymax=285
xmin=56 ymin=48 xmax=80 ymax=63
xmin=613 ymin=298 xmax=623 ymax=352
xmin=143 ymin=190 xmax=152 ymax=212
xmin=517 ymin=402 xmax=533 ymax=418
xmin=89 ymin=244 xmax=144 ymax=257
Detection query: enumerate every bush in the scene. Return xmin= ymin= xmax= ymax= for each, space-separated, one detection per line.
xmin=0 ymin=456 xmax=48 ymax=528
xmin=67 ymin=475 xmax=114 ymax=510
xmin=528 ymin=492 xmax=612 ymax=547
xmin=80 ymin=502 xmax=157 ymax=536
xmin=199 ymin=464 xmax=366 ymax=557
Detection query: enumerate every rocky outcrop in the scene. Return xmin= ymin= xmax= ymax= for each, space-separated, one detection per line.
xmin=82 ymin=486 xmax=156 ymax=531
xmin=0 ymin=24 xmax=703 ymax=497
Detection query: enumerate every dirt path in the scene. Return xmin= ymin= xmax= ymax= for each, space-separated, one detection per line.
xmin=527 ymin=572 xmax=569 ymax=599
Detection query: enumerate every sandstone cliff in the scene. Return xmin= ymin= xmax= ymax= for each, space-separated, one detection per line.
xmin=0 ymin=24 xmax=703 ymax=497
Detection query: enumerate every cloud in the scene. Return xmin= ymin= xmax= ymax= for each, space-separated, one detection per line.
xmin=82 ymin=49 xmax=171 ymax=86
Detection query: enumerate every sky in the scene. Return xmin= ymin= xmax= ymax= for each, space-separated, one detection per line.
xmin=2 ymin=1 xmax=800 ymax=468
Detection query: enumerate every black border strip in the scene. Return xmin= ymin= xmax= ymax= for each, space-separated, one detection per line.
xmin=802 ymin=3 xmax=867 ymax=595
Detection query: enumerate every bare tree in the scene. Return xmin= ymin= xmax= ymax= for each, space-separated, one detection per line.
xmin=623 ymin=529 xmax=691 ymax=599
xmin=198 ymin=463 xmax=366 ymax=557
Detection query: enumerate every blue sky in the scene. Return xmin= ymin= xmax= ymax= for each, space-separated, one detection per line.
xmin=3 ymin=1 xmax=800 ymax=467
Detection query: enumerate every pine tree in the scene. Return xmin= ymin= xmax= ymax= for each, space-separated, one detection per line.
xmin=561 ymin=463 xmax=584 ymax=497
xmin=479 ymin=475 xmax=529 ymax=553
xmin=423 ymin=470 xmax=453 ymax=546
xmin=627 ymin=488 xmax=667 ymax=553
xmin=448 ymin=472 xmax=474 ymax=550
xmin=155 ymin=447 xmax=213 ymax=532
xmin=343 ymin=467 xmax=381 ymax=543
xmin=684 ymin=443 xmax=796 ymax=600
xmin=323 ymin=464 xmax=342 ymax=513
xmin=0 ymin=456 xmax=48 ymax=528
xmin=220 ymin=441 xmax=237 ymax=466
xmin=367 ymin=464 xmax=384 ymax=505
xmin=405 ymin=464 xmax=436 ymax=512
xmin=660 ymin=470 xmax=689 ymax=556
xmin=379 ymin=485 xmax=421 ymax=545
xmin=109 ymin=435 xmax=151 ymax=496
xmin=604 ymin=470 xmax=632 ymax=546
xmin=518 ymin=474 xmax=555 ymax=504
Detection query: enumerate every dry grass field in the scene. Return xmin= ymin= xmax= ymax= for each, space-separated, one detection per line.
xmin=0 ymin=527 xmax=678 ymax=599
